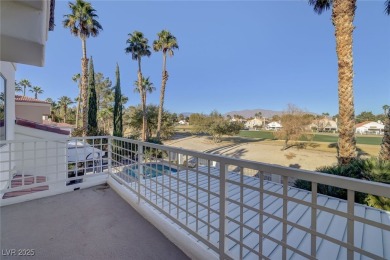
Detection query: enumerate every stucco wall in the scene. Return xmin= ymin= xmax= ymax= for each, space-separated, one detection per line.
xmin=15 ymin=102 xmax=50 ymax=123
xmin=0 ymin=61 xmax=16 ymax=190
xmin=14 ymin=125 xmax=68 ymax=190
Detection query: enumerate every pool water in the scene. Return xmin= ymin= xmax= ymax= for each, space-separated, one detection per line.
xmin=127 ymin=163 xmax=177 ymax=179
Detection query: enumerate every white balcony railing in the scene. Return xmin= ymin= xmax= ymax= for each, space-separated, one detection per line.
xmin=1 ymin=136 xmax=389 ymax=259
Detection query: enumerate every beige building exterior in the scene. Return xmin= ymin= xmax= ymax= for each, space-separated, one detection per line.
xmin=15 ymin=95 xmax=50 ymax=123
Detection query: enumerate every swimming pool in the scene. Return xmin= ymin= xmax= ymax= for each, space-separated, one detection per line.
xmin=127 ymin=163 xmax=177 ymax=179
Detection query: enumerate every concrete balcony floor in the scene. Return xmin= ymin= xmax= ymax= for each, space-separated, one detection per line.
xmin=0 ymin=185 xmax=189 ymax=260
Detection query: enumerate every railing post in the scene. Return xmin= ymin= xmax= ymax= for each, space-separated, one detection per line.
xmin=311 ymin=182 xmax=317 ymax=258
xmin=137 ymin=142 xmax=144 ymax=204
xmin=107 ymin=137 xmax=112 ymax=176
xmin=219 ymin=162 xmax=228 ymax=259
xmin=347 ymin=189 xmax=355 ymax=260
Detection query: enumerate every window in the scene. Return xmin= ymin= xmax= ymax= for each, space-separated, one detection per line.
xmin=0 ymin=73 xmax=5 ymax=143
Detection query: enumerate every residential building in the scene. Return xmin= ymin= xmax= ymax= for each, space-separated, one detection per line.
xmin=244 ymin=117 xmax=263 ymax=129
xmin=355 ymin=121 xmax=385 ymax=135
xmin=15 ymin=95 xmax=51 ymax=123
xmin=266 ymin=121 xmax=282 ymax=130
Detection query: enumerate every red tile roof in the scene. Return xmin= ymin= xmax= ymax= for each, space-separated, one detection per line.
xmin=355 ymin=121 xmax=372 ymax=128
xmin=16 ymin=118 xmax=69 ymax=135
xmin=15 ymin=95 xmax=50 ymax=104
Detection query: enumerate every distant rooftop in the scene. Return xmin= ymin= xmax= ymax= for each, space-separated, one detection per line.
xmin=15 ymin=95 xmax=50 ymax=104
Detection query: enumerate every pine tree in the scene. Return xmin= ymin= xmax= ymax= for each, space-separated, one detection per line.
xmin=87 ymin=57 xmax=98 ymax=135
xmin=113 ymin=63 xmax=123 ymax=137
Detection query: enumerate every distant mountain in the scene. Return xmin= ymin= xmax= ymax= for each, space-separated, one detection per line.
xmin=178 ymin=112 xmax=193 ymax=117
xmin=224 ymin=109 xmax=283 ymax=119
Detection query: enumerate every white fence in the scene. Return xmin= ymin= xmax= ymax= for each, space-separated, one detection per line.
xmin=0 ymin=136 xmax=108 ymax=205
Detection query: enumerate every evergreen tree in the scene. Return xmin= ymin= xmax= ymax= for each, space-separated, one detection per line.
xmin=87 ymin=57 xmax=98 ymax=135
xmin=113 ymin=63 xmax=123 ymax=137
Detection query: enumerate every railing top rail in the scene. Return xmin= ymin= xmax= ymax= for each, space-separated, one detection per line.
xmin=0 ymin=136 xmax=111 ymax=145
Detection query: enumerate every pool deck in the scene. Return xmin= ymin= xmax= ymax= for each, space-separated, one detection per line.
xmin=0 ymin=185 xmax=189 ymax=260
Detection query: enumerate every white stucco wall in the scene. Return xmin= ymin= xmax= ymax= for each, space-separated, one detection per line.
xmin=14 ymin=125 xmax=68 ymax=190
xmin=0 ymin=61 xmax=16 ymax=190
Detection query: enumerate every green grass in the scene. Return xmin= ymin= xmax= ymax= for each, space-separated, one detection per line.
xmin=239 ymin=130 xmax=382 ymax=145
xmin=239 ymin=130 xmax=276 ymax=139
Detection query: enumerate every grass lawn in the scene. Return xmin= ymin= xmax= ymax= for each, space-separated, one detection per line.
xmin=239 ymin=130 xmax=382 ymax=145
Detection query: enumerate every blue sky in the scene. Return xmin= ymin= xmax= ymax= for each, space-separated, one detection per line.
xmin=16 ymin=1 xmax=390 ymax=116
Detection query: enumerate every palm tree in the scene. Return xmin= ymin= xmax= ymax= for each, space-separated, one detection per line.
xmin=18 ymin=79 xmax=31 ymax=96
xmin=309 ymin=0 xmax=390 ymax=165
xmin=58 ymin=96 xmax=74 ymax=123
xmin=63 ymin=0 xmax=102 ymax=136
xmin=134 ymin=76 xmax=155 ymax=139
xmin=309 ymin=0 xmax=357 ymax=165
xmin=153 ymin=30 xmax=179 ymax=139
xmin=15 ymin=81 xmax=22 ymax=94
xmin=379 ymin=109 xmax=390 ymax=160
xmin=125 ymin=31 xmax=151 ymax=141
xmin=29 ymin=86 xmax=44 ymax=99
xmin=382 ymin=105 xmax=389 ymax=116
xmin=72 ymin=73 xmax=82 ymax=128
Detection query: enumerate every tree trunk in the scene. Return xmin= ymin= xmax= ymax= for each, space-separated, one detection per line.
xmin=332 ymin=0 xmax=357 ymax=165
xmin=142 ymin=93 xmax=147 ymax=140
xmin=138 ymin=67 xmax=146 ymax=141
xmin=157 ymin=52 xmax=168 ymax=140
xmin=76 ymin=83 xmax=81 ymax=128
xmin=81 ymin=38 xmax=88 ymax=136
xmin=379 ymin=110 xmax=390 ymax=160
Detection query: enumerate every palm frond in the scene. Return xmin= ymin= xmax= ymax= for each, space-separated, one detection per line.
xmin=385 ymin=0 xmax=390 ymax=15
xmin=308 ymin=0 xmax=332 ymax=14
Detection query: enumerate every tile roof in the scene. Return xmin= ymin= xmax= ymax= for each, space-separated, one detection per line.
xmin=15 ymin=95 xmax=50 ymax=104
xmin=16 ymin=118 xmax=69 ymax=135
xmin=141 ymin=166 xmax=390 ymax=259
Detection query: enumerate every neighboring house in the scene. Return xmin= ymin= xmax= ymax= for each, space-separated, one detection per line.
xmin=355 ymin=121 xmax=384 ymax=135
xmin=15 ymin=95 xmax=51 ymax=123
xmin=244 ymin=117 xmax=263 ymax=129
xmin=230 ymin=117 xmax=246 ymax=123
xmin=178 ymin=120 xmax=188 ymax=125
xmin=323 ymin=120 xmax=338 ymax=132
xmin=266 ymin=121 xmax=282 ymax=130
xmin=312 ymin=118 xmax=338 ymax=132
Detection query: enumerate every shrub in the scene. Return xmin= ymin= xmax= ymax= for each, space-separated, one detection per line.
xmin=294 ymin=158 xmax=390 ymax=209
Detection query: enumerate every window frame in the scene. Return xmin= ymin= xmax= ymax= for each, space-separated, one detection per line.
xmin=0 ymin=72 xmax=6 ymax=145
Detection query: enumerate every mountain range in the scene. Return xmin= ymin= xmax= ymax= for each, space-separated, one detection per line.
xmin=224 ymin=109 xmax=284 ymax=118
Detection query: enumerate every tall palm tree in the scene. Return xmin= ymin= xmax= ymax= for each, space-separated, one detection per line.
xmin=58 ymin=96 xmax=74 ymax=123
xmin=125 ymin=31 xmax=151 ymax=141
xmin=63 ymin=0 xmax=102 ymax=136
xmin=29 ymin=86 xmax=44 ymax=99
xmin=134 ymin=76 xmax=155 ymax=140
xmin=153 ymin=30 xmax=179 ymax=139
xmin=18 ymin=79 xmax=31 ymax=96
xmin=309 ymin=0 xmax=358 ymax=165
xmin=310 ymin=0 xmax=389 ymax=164
xmin=15 ymin=81 xmax=22 ymax=94
xmin=72 ymin=73 xmax=82 ymax=128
